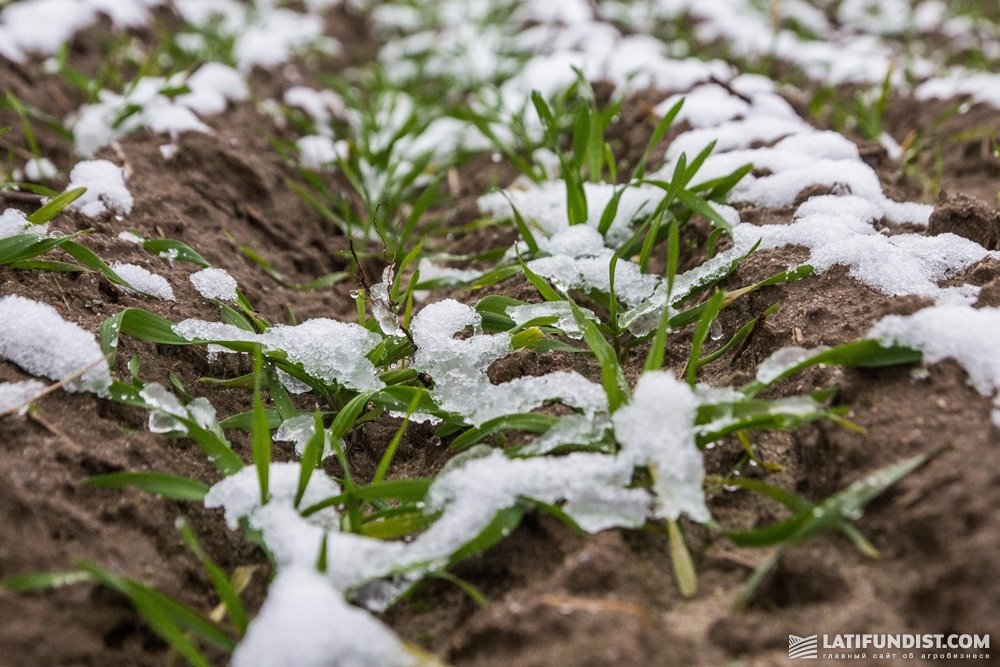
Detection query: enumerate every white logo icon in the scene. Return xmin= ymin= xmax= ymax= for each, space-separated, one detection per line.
xmin=789 ymin=634 xmax=818 ymax=659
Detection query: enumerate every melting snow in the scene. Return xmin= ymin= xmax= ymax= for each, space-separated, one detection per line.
xmin=189 ymin=267 xmax=238 ymax=302
xmin=65 ymin=160 xmax=133 ymax=217
xmin=297 ymin=135 xmax=349 ymax=170
xmin=72 ymin=64 xmax=247 ymax=156
xmin=506 ymin=301 xmax=589 ymax=339
xmin=173 ymin=318 xmax=385 ymax=392
xmin=0 ymin=379 xmax=47 ymax=414
xmin=0 ymin=295 xmax=111 ymax=395
xmin=411 ymin=299 xmax=607 ymax=426
xmin=232 ymin=566 xmax=414 ymax=667
xmin=612 ymin=372 xmax=710 ymax=522
xmin=528 ymin=227 xmax=658 ymax=307
xmin=274 ymin=415 xmax=335 ymax=460
xmin=110 ymin=262 xmax=175 ymax=300
xmin=870 ymin=306 xmax=1000 ymax=428
xmin=0 ymin=208 xmax=46 ymax=240
xmin=24 ymin=157 xmax=57 ymax=182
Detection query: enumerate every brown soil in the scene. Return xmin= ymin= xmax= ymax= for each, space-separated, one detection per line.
xmin=2 ymin=8 xmax=1000 ymax=667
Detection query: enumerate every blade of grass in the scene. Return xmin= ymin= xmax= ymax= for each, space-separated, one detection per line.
xmin=176 ymin=518 xmax=249 ymax=635
xmin=87 ymin=472 xmax=209 ymax=501
xmin=251 ymin=348 xmax=271 ymax=505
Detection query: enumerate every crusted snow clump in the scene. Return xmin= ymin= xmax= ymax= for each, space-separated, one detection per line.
xmin=232 ymin=566 xmax=414 ymax=667
xmin=173 ymin=318 xmax=385 ymax=392
xmin=0 ymin=379 xmax=47 ymax=414
xmin=0 ymin=295 xmax=111 ymax=394
xmin=110 ymin=262 xmax=175 ymax=300
xmin=0 ymin=208 xmax=46 ymax=240
xmin=410 ymin=299 xmax=607 ymax=426
xmin=189 ymin=267 xmax=238 ymax=302
xmin=613 ymin=372 xmax=710 ymax=522
xmin=65 ymin=160 xmax=133 ymax=217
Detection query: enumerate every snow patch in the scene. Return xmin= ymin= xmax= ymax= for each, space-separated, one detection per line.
xmin=111 ymin=262 xmax=175 ymax=300
xmin=189 ymin=267 xmax=238 ymax=303
xmin=0 ymin=295 xmax=111 ymax=395
xmin=0 ymin=379 xmax=47 ymax=414
xmin=870 ymin=306 xmax=1000 ymax=428
xmin=232 ymin=567 xmax=414 ymax=667
xmin=65 ymin=160 xmax=133 ymax=217
xmin=173 ymin=318 xmax=385 ymax=392
xmin=0 ymin=208 xmax=46 ymax=240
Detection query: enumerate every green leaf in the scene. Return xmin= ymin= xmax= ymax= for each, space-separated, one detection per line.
xmin=733 ymin=449 xmax=942 ymax=608
xmin=510 ymin=326 xmax=545 ymax=351
xmin=569 ymin=297 xmax=627 ymax=411
xmin=644 ymin=220 xmax=680 ymax=372
xmin=428 ymin=571 xmax=488 ymax=607
xmin=497 ymin=192 xmax=539 ymax=255
xmin=470 ymin=264 xmax=522 ymax=290
xmin=26 ymin=187 xmax=85 ymax=224
xmin=695 ymin=394 xmax=836 ymax=446
xmin=450 ymin=413 xmax=558 ymax=452
xmin=8 ymin=259 xmax=86 ymax=272
xmin=596 ymin=185 xmax=627 ymax=237
xmin=372 ymin=393 xmax=420 ymax=485
xmin=59 ymin=241 xmax=133 ymax=290
xmin=668 ymin=519 xmax=697 ymax=598
xmin=295 ymin=409 xmax=326 ymax=508
xmin=357 ymin=478 xmax=433 ymax=503
xmin=684 ymin=291 xmax=725 ymax=385
xmin=680 ymin=140 xmax=716 ymax=188
xmin=448 ymin=505 xmax=525 ymax=564
xmin=519 ymin=258 xmax=562 ymax=302
xmin=1 ymin=570 xmax=92 ymax=592
xmin=176 ymin=518 xmax=249 ymax=636
xmin=218 ymin=408 xmax=282 ymax=432
xmin=742 ymin=339 xmax=922 ymax=397
xmin=87 ymin=472 xmax=209 ymax=501
xmin=76 ymin=560 xmax=233 ymax=663
xmin=0 ymin=232 xmax=79 ymax=266
xmin=101 ymin=308 xmax=190 ymax=359
xmin=140 ymin=239 xmax=211 ymax=267
xmin=251 ymin=349 xmax=271 ymax=504
xmin=675 ymin=188 xmax=733 ymax=233
xmin=360 ymin=508 xmax=436 ymax=540
xmin=632 ymin=97 xmax=683 ymax=181
xmin=177 ymin=419 xmax=246 ymax=477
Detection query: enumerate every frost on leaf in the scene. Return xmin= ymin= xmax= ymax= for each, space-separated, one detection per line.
xmin=319 ymin=447 xmax=650 ymax=594
xmin=0 ymin=295 xmax=111 ymax=395
xmin=612 ymin=372 xmax=710 ymax=523
xmin=506 ymin=300 xmax=590 ymax=339
xmin=755 ymin=345 xmax=832 ymax=385
xmin=262 ymin=320 xmax=385 ymax=392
